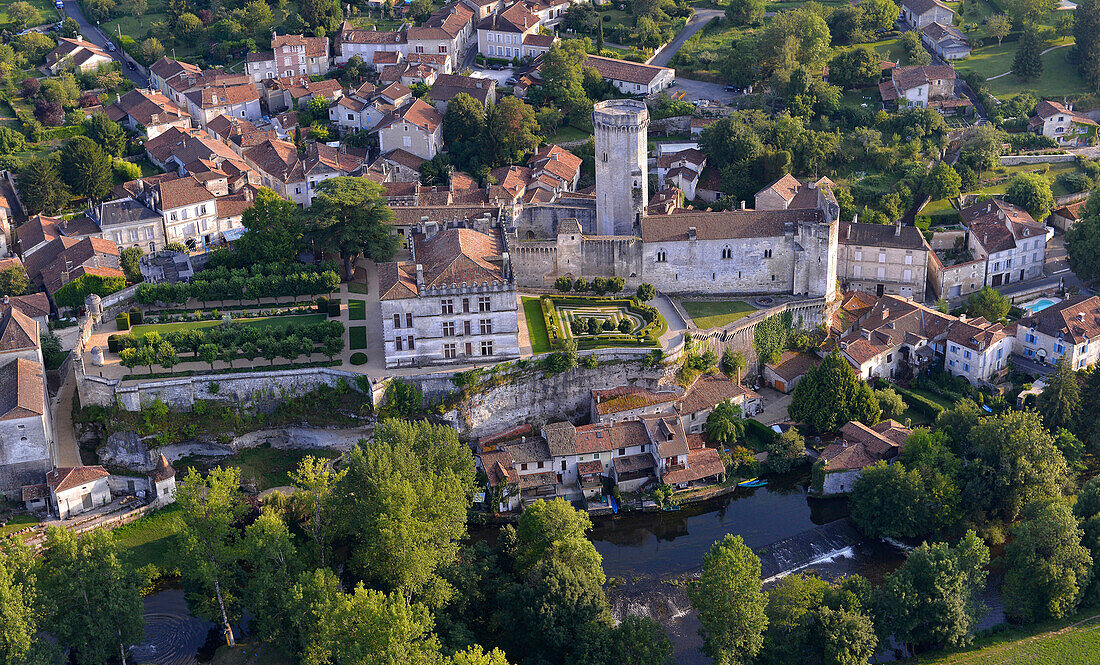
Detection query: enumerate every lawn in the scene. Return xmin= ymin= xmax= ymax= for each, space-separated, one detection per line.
xmin=956 ymin=38 xmax=1089 ymax=100
xmin=0 ymin=514 xmax=40 ymax=538
xmin=0 ymin=0 xmax=58 ymax=30
xmin=348 ymin=282 xmax=370 ymax=295
xmin=546 ymin=124 xmax=591 ymax=143
xmin=112 ymin=502 xmax=184 ymax=571
xmin=911 ymin=611 xmax=1100 ymax=664
xmin=522 ymin=296 xmax=551 ymax=354
xmin=348 ymin=299 xmax=366 ymax=321
xmin=681 ymin=300 xmax=756 ymax=329
xmin=128 ymin=314 xmax=326 ymax=337
xmin=349 ymin=326 xmax=367 ymax=350
xmin=174 ymin=445 xmax=339 ymax=493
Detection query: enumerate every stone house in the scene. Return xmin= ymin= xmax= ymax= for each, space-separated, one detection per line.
xmin=921 ymin=22 xmax=970 ymax=60
xmin=582 ymin=55 xmax=675 ymax=95
xmin=374 ymin=149 xmax=427 ymax=183
xmin=45 ymin=466 xmax=111 ymax=519
xmin=477 ymin=3 xmax=541 ymax=58
xmin=105 ymin=88 xmax=192 ymax=139
xmin=243 ymin=139 xmax=365 ymax=207
xmin=676 ymin=374 xmax=762 ymax=433
xmin=377 ymin=225 xmax=520 ymax=368
xmin=901 ymin=0 xmax=954 ymax=28
xmin=961 ymin=199 xmax=1050 ymax=287
xmin=590 ymin=385 xmax=681 ymax=425
xmin=878 ymin=65 xmax=956 ymax=108
xmin=755 ymin=174 xmax=835 ymax=212
xmin=1029 ymin=101 xmax=1098 ymax=147
xmin=1050 ymin=200 xmax=1086 ymax=233
xmin=245 ymin=34 xmax=331 ymax=83
xmin=836 ymin=294 xmax=955 ymax=380
xmin=148 ymin=57 xmax=202 ymax=103
xmin=1015 ymin=295 xmax=1100 ymax=369
xmin=429 ymin=73 xmax=497 ymax=112
xmin=764 ymin=351 xmax=820 ymax=393
xmin=927 ymin=246 xmax=987 ymax=303
xmin=45 ymin=37 xmax=113 ymax=74
xmin=2 ymin=293 xmax=49 ymax=330
xmin=655 ymin=148 xmax=707 ymax=201
xmin=407 ymin=3 xmax=476 ymax=70
xmin=0 ymin=356 xmax=52 ymax=500
xmin=945 ymin=316 xmax=1011 ymax=385
xmin=184 ymin=84 xmax=263 ymax=128
xmin=375 ymin=98 xmax=443 ymax=160
xmin=837 ymin=220 xmax=931 ymax=301
xmin=817 ymin=420 xmax=912 ymax=496
xmin=91 ymin=197 xmax=168 ymax=255
xmin=334 ymin=22 xmax=407 ymax=66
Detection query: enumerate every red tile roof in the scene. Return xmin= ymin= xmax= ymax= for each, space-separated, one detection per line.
xmin=0 ymin=357 xmax=43 ymax=420
xmin=46 ymin=466 xmax=110 ymax=493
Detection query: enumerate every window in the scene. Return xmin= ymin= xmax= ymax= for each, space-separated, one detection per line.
xmin=441 ymin=299 xmax=454 ymax=314
xmin=478 ymin=296 xmax=491 ymax=312
xmin=481 ymin=340 xmax=494 ymax=356
xmin=403 ymin=136 xmax=411 ymax=147
xmin=537 ymin=461 xmax=544 ymax=469
xmin=406 ymin=335 xmax=415 ymax=350
xmin=854 ymin=250 xmax=862 ymax=261
xmin=462 ymin=298 xmax=470 ymax=313
xmin=996 ymin=348 xmax=1003 ymax=360
xmin=464 ymin=320 xmax=471 ymax=336
xmin=950 ymin=344 xmax=958 ymax=353
xmin=949 ymin=359 xmax=955 ymax=367
xmin=963 ymin=363 xmax=970 ymax=372
xmin=442 ymin=321 xmax=456 ymax=337
xmin=348 ymin=113 xmax=354 ymax=120
xmin=406 ymin=313 xmax=413 ymax=328
xmin=480 ymin=319 xmax=493 ymax=335
xmin=199 ymin=205 xmax=207 ymax=215
xmin=887 ymin=354 xmax=893 ymax=363
xmin=395 ymin=337 xmax=403 ymax=351
xmin=721 ymin=246 xmax=732 ymax=259
xmin=903 ymin=269 xmax=912 ymax=281
xmin=877 ymin=267 xmax=885 ymax=279
xmin=656 ymin=249 xmax=666 ymax=262
xmin=763 ymin=249 xmax=772 ymax=258
xmin=853 ymin=265 xmax=862 ymax=278
xmin=521 ymin=463 xmax=528 ymax=471
xmin=393 ymin=314 xmax=401 ymax=328
xmin=444 ymin=343 xmax=457 ymax=358
xmin=878 ymin=252 xmax=886 ymax=263
xmin=964 ymin=350 xmax=971 ymax=360
xmin=618 ymin=448 xmax=626 ymax=455
xmin=904 ymin=254 xmax=913 ymax=265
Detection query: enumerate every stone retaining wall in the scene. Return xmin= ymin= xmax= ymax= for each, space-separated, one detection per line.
xmin=999 ymin=153 xmax=1076 ymax=165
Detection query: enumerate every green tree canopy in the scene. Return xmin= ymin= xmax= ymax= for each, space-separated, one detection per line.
xmin=482 ymin=96 xmax=541 ymax=168
xmin=689 ymin=534 xmax=768 ymax=665
xmin=726 ymin=0 xmax=765 ymax=25
xmin=235 ymin=187 xmax=307 ymax=265
xmin=59 ymin=136 xmax=112 ymax=202
xmin=1005 ymin=171 xmax=1054 ymax=220
xmin=923 ymin=161 xmax=962 ymax=201
xmin=1037 ymin=357 xmax=1080 ymax=433
xmin=18 ymin=157 xmax=69 ymax=215
xmin=965 ymin=286 xmax=1011 ymax=322
xmin=0 ymin=265 xmax=29 ymax=296
xmin=826 ymin=46 xmax=881 ymax=89
xmin=306 ymin=177 xmax=399 ymax=279
xmin=789 ymin=350 xmax=881 ymax=433
xmin=1003 ymin=500 xmax=1093 ymax=623
xmin=442 ymin=93 xmax=486 ymax=171
xmin=851 ymin=461 xmax=936 ymax=539
xmin=84 ymin=112 xmax=127 ymax=158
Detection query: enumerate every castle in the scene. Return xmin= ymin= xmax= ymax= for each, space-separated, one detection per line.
xmin=507 ymin=100 xmax=841 ymax=301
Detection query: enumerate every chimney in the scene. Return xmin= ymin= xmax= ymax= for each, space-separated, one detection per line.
xmin=1079 ymin=311 xmax=1086 ymax=321
xmin=852 ymin=213 xmax=858 ymax=224
xmin=2 ymin=295 xmax=7 ymax=305
xmin=740 ymin=200 xmax=746 ymax=210
xmin=846 ymin=224 xmax=851 ymax=239
xmin=688 ymin=226 xmax=697 ymax=240
xmin=415 ymin=264 xmax=424 ymax=290
xmin=809 ymin=180 xmax=816 ymax=189
xmin=895 ymin=218 xmax=902 ymax=237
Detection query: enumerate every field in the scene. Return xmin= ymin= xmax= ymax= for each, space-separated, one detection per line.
xmin=348 ymin=299 xmax=366 ymax=320
xmin=348 ymin=326 xmax=367 ymax=350
xmin=174 ymin=445 xmax=339 ymax=493
xmin=128 ymin=314 xmax=326 ymax=337
xmin=111 ymin=502 xmax=184 ymax=571
xmin=521 ymin=296 xmax=551 ymax=354
xmin=0 ymin=514 xmax=40 ymax=538
xmin=681 ymin=300 xmax=756 ymax=328
xmin=912 ymin=612 xmax=1100 ymax=664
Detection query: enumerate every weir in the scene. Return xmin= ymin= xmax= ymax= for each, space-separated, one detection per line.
xmin=755 ymin=518 xmax=864 ymax=583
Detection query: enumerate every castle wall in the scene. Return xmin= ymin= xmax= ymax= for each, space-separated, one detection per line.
xmin=642 ymin=234 xmax=800 ymax=295
xmin=507 ymin=231 xmax=643 ymax=289
xmin=515 ymin=201 xmax=598 ymax=238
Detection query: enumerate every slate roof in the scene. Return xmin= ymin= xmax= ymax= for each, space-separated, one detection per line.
xmin=840 ymin=221 xmax=928 ymax=249
xmin=0 ymin=357 xmax=42 ymax=421
xmin=903 ymin=0 xmax=953 ymax=16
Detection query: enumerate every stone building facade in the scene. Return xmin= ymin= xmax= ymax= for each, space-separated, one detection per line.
xmin=506 ymin=219 xmax=643 ymax=289
xmin=594 ymin=100 xmax=648 ymax=236
xmin=837 ymin=220 xmax=931 ymax=301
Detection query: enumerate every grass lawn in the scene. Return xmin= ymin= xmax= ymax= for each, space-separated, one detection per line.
xmin=911 ymin=611 xmax=1100 ymax=664
xmin=905 ymin=387 xmax=955 ymax=411
xmin=681 ymin=300 xmax=756 ymax=329
xmin=349 ymin=326 xmax=367 ymax=350
xmin=521 ymin=296 xmax=551 ymax=354
xmin=0 ymin=514 xmax=40 ymax=538
xmin=112 ymin=502 xmax=184 ymax=571
xmin=129 ymin=314 xmax=325 ymax=338
xmin=0 ymin=0 xmax=58 ymax=30
xmin=348 ymin=299 xmax=366 ymax=321
xmin=956 ymin=38 xmax=1089 ymax=100
xmin=175 ymin=446 xmax=339 ymax=494
xmin=546 ymin=124 xmax=590 ymax=143
xmin=348 ymin=282 xmax=370 ymax=294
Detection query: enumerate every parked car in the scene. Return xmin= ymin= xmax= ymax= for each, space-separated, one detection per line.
xmin=126 ymin=61 xmax=136 ymax=71
xmin=505 ymin=76 xmax=517 ymax=85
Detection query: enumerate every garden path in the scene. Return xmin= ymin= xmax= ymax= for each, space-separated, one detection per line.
xmin=985 ymin=42 xmax=1073 ymax=80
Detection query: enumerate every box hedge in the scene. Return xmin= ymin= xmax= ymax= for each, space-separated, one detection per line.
xmin=115 ymin=312 xmax=130 ymax=331
xmin=327 ymin=298 xmax=341 ymax=318
xmin=128 ymin=308 xmax=143 ymax=325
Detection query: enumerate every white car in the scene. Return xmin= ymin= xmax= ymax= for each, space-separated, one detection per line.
xmin=54 ymin=0 xmax=64 ymax=8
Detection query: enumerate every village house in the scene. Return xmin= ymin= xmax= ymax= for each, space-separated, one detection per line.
xmin=901 ymin=0 xmax=954 ymax=28
xmin=374 ymin=149 xmax=427 ymax=182
xmin=960 ymin=198 xmax=1050 ymax=287
xmin=754 ymin=174 xmax=835 ymax=212
xmin=927 ymin=236 xmax=987 ymax=303
xmin=1029 ymin=100 xmax=1098 ymax=147
xmin=837 ymin=220 xmax=932 ymax=302
xmin=148 ymin=57 xmax=202 ymax=102
xmin=141 ymin=126 xmax=251 ymax=176
xmin=1 ymin=292 xmax=49 ymax=329
xmin=407 ymin=2 xmax=476 ymax=69
xmin=655 ymin=147 xmax=707 ymax=201
xmin=104 ymin=88 xmax=192 ymax=139
xmin=429 ymin=73 xmax=498 ymax=111
xmin=477 ymin=2 xmax=541 ymax=58
xmin=156 ymin=67 xmax=254 ymax=110
xmin=245 ymin=33 xmax=331 ymax=83
xmin=45 ymin=37 xmax=113 ymax=73
xmin=590 ymin=385 xmax=681 ymax=425
xmin=764 ymin=351 xmax=820 ymax=393
xmin=676 ymin=374 xmax=762 ymax=432
xmin=921 ymin=22 xmax=971 ymax=60
xmin=374 ymin=98 xmax=444 ymax=160
xmin=1016 ymin=295 xmax=1100 ymax=369
xmin=582 ymin=55 xmax=675 ymax=95
xmin=817 ymin=420 xmax=912 ymax=496
xmin=945 ymin=315 xmax=1012 ymax=385
xmin=90 ymin=197 xmax=168 ymax=254
xmin=333 ymin=23 xmax=407 ymax=66
xmin=479 ymin=437 xmax=555 ymax=510
xmin=20 ymin=236 xmax=123 ymax=304
xmin=243 ymin=139 xmax=365 ymax=207
xmin=377 ymin=225 xmax=520 ymax=368
xmin=0 ymin=353 xmax=52 ymax=501
xmin=184 ymin=83 xmax=263 ymax=128
xmin=1050 ymin=200 xmax=1087 ymax=232
xmin=205 ymin=115 xmax=279 ymax=157
xmin=878 ymin=65 xmax=959 ymax=109
xmin=44 ymin=466 xmax=111 ymax=519
xmin=836 ymin=294 xmax=955 ymax=380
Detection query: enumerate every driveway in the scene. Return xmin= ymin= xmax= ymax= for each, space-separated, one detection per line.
xmin=671 ymin=77 xmax=740 ymax=103
xmin=61 ymin=0 xmax=148 ymax=86
xmin=650 ymin=8 xmax=723 ymax=68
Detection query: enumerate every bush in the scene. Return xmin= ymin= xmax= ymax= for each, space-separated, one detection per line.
xmin=115 ymin=312 xmax=130 ymax=331
xmin=350 ymin=352 xmax=368 ymax=365
xmin=327 ymin=298 xmax=341 ymax=318
xmin=107 ymin=334 xmax=124 ymax=353
xmin=894 ymin=386 xmax=944 ymax=418
xmin=128 ymin=308 xmax=143 ymax=325
xmin=1057 ymin=171 xmax=1093 ymax=194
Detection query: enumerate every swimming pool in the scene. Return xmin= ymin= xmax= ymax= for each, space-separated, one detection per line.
xmin=1020 ymin=297 xmax=1061 ymax=314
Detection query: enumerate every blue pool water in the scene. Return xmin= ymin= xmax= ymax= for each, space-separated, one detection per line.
xmin=1022 ymin=298 xmax=1059 ymax=314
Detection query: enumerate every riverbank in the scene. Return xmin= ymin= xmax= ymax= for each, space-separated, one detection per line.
xmin=908 ymin=610 xmax=1100 ymax=664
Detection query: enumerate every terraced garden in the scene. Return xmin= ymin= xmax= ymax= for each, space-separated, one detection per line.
xmin=540 ymin=295 xmax=665 ymax=350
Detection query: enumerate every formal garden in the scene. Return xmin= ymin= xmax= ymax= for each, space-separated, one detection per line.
xmin=540 ymin=294 xmax=665 ymax=349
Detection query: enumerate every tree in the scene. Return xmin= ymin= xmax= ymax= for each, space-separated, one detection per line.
xmin=574 ymin=615 xmax=674 ymax=665
xmin=235 ymin=188 xmax=306 ymax=265
xmin=826 ymin=46 xmax=880 ymax=89
xmin=872 ymin=531 xmax=989 ymax=651
xmin=84 ymin=113 xmax=126 ymax=158
xmin=899 ymin=30 xmax=931 ymax=66
xmin=766 ymin=428 xmax=806 ymax=473
xmin=141 ymin=37 xmax=165 ymax=65
xmin=120 ymin=246 xmax=143 ymax=283
xmin=176 ymin=12 xmax=203 ymax=40
xmin=33 ymin=99 xmax=63 ymax=127
xmin=636 ymin=282 xmax=656 ymax=301
xmin=959 ymin=124 xmax=1005 ymax=175
xmin=198 ymin=343 xmax=218 ymax=371
xmin=706 ymin=401 xmax=745 ymax=448
xmin=726 ymin=0 xmax=765 ymax=25
xmin=1066 ymin=190 xmax=1100 ymax=280
xmin=758 ymin=574 xmax=876 ymax=665
xmin=789 ymin=350 xmax=880 ymax=433
xmin=515 ymin=498 xmax=605 ymax=585
xmin=851 ymin=462 xmax=935 ymax=539
xmin=724 ymin=351 xmax=747 ymax=384
xmin=986 ymin=13 xmax=1011 ymax=44
xmin=52 ymin=272 xmax=126 ymax=310
xmin=817 ymin=606 xmax=879 ymax=665
xmin=59 ymin=137 xmax=112 ymax=202
xmin=241 ymin=508 xmax=303 ymax=654
xmin=0 ymin=539 xmax=56 ymax=665
xmin=0 ymin=127 xmax=25 ymax=156
xmin=1003 ymin=500 xmax=1093 ymax=622
xmin=336 ymin=419 xmax=475 ymax=604
xmin=760 ymin=7 xmax=831 ymax=72
xmin=1013 ymin=25 xmax=1044 ymax=80
xmin=1037 ymin=357 xmax=1080 ymax=433
xmin=381 ymin=378 xmax=424 ymax=418
xmin=541 ymin=40 xmax=592 ymax=124
xmin=482 ymin=96 xmax=541 ymax=168
xmin=554 ymin=276 xmax=573 ymax=292
xmin=8 ymin=2 xmax=40 ymax=30
xmin=689 ymin=534 xmax=768 ymax=665
xmin=923 ymin=161 xmax=961 ymax=201
xmin=130 ymin=0 xmax=147 ymax=18
xmin=1005 ymin=171 xmax=1054 ymax=220
xmin=1007 ymin=0 xmax=1057 ymax=26
xmin=1076 ymin=0 xmax=1100 ymax=88
xmin=175 ymin=467 xmax=248 ymax=647
xmin=966 ymin=286 xmax=1011 ymax=322
xmin=874 ymin=387 xmax=907 ymax=419
xmin=442 ymin=93 xmax=486 ymax=170
xmin=37 ymin=528 xmax=144 ymax=665
xmin=306 ymin=177 xmax=399 ymax=280
xmin=0 ymin=265 xmax=29 ymax=296
xmin=289 ymin=456 xmax=346 ymax=568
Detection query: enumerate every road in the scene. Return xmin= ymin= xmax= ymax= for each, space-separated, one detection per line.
xmin=650 ymin=8 xmax=722 ymax=68
xmin=61 ymin=0 xmax=148 ymax=86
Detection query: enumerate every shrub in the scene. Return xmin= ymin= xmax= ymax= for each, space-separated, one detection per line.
xmin=327 ymin=298 xmax=341 ymax=318
xmin=1057 ymin=171 xmax=1093 ymax=194
xmin=350 ymin=352 xmax=368 ymax=365
xmin=618 ymin=318 xmax=633 ymax=334
xmin=115 ymin=312 xmax=130 ymax=331
xmin=107 ymin=334 xmax=124 ymax=352
xmin=128 ymin=308 xmax=143 ymax=325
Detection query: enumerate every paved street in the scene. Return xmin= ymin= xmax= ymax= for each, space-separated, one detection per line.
xmin=61 ymin=0 xmax=148 ymax=86
xmin=650 ymin=9 xmax=722 ymax=67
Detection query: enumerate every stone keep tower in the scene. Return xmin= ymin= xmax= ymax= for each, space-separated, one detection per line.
xmin=594 ymin=99 xmax=648 ymax=236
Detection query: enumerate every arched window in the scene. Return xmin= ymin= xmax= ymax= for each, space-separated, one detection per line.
xmin=656 ymin=249 xmax=667 ymax=263
xmin=721 ymin=245 xmax=732 ymax=259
